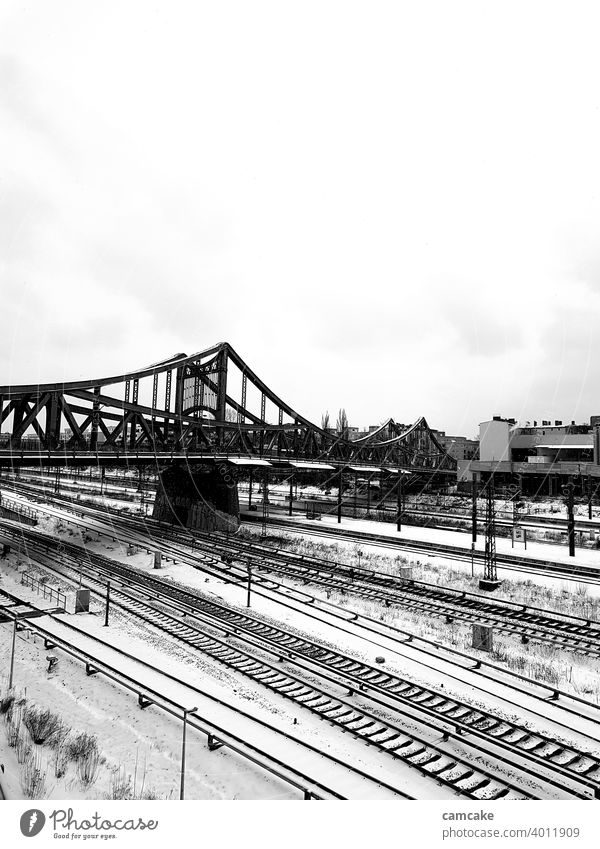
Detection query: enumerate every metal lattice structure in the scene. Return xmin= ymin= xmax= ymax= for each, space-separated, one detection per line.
xmin=0 ymin=342 xmax=456 ymax=476
xmin=482 ymin=476 xmax=499 ymax=588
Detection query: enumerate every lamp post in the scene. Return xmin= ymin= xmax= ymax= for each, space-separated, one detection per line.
xmin=180 ymin=706 xmax=197 ymax=800
xmin=246 ymin=559 xmax=252 ymax=608
xmin=8 ymin=614 xmax=17 ymax=690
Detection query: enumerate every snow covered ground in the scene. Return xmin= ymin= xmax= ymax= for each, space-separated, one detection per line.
xmin=3 ymin=488 xmax=600 ymax=801
xmin=249 ymin=508 xmax=600 ymax=581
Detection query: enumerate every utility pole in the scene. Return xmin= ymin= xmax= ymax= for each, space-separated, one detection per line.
xmin=248 ymin=469 xmax=253 ymax=509
xmin=337 ymin=469 xmax=343 ymax=524
xmin=104 ymin=581 xmax=111 ymax=626
xmin=179 ymin=706 xmax=197 ymax=800
xmin=8 ymin=615 xmax=17 ymax=690
xmin=396 ymin=473 xmax=404 ymax=532
xmin=246 ymin=559 xmax=252 ymax=608
xmin=480 ymin=476 xmax=501 ymax=591
xmin=471 ymin=475 xmax=478 ymax=543
xmin=288 ymin=473 xmax=294 ymax=517
xmin=562 ymin=480 xmax=575 ymax=557
xmin=261 ymin=469 xmax=269 ymax=537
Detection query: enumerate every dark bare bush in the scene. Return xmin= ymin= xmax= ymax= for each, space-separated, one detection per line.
xmin=67 ymin=731 xmax=99 ymax=763
xmin=23 ymin=706 xmax=65 ymax=745
xmin=0 ymin=694 xmax=15 ymax=715
xmin=76 ymin=746 xmax=101 ymax=787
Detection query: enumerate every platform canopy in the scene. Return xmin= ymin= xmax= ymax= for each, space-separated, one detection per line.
xmin=226 ymin=457 xmax=273 ymax=466
xmin=289 ymin=461 xmax=336 ymax=470
xmin=348 ymin=465 xmax=383 ymax=473
xmin=535 ymin=444 xmax=592 ymax=450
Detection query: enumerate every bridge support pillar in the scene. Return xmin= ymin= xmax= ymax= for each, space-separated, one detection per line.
xmin=152 ymin=464 xmax=239 ymax=532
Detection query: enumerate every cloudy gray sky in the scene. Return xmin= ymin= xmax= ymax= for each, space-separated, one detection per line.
xmin=2 ymin=2 xmax=600 ymax=437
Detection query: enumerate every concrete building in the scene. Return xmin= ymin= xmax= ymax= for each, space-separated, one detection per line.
xmin=433 ymin=431 xmax=479 ymax=462
xmin=467 ymin=415 xmax=600 ymax=495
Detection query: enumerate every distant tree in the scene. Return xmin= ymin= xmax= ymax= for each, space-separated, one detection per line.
xmin=336 ymin=408 xmax=349 ymax=439
xmin=321 ymin=411 xmax=330 ymax=431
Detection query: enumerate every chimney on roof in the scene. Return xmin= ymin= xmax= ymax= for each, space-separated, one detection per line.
xmin=555 ymin=420 xmax=562 ymax=426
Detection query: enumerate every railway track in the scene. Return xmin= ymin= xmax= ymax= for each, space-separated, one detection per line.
xmin=6 ymin=491 xmax=600 ymax=786
xmin=3 ymin=528 xmax=532 ymax=800
xmin=4 ymin=481 xmax=600 ymax=658
xmin=0 ymin=590 xmax=412 ymax=801
xmin=9 ymin=472 xmax=600 ymax=537
xmin=246 ymin=514 xmax=600 ymax=582
xmin=5 ymin=522 xmax=600 ymax=799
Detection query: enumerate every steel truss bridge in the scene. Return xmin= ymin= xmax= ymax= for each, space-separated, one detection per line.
xmin=0 ymin=343 xmax=456 ymax=482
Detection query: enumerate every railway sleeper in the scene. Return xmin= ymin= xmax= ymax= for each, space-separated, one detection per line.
xmin=489 ymin=787 xmax=511 ymax=800
xmin=279 ymin=684 xmax=310 ymax=696
xmin=471 ymin=717 xmax=502 ymax=732
xmin=411 ymin=750 xmax=443 ymax=767
xmin=335 ymin=711 xmax=362 ymax=725
xmin=552 ymin=752 xmax=585 ymax=768
xmin=577 ymin=761 xmax=600 ymax=777
xmin=405 ymin=745 xmax=427 ymax=760
xmin=464 ymin=777 xmax=492 ymax=794
xmin=516 ymin=736 xmax=550 ymax=753
xmin=425 ymin=759 xmax=458 ymax=777
xmin=302 ymin=696 xmax=334 ymax=710
xmin=348 ymin=720 xmax=379 ymax=734
xmin=327 ymin=708 xmax=356 ymax=722
xmin=293 ymin=690 xmax=322 ymax=703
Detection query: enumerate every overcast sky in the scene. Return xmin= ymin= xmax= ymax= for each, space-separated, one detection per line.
xmin=2 ymin=2 xmax=600 ymax=437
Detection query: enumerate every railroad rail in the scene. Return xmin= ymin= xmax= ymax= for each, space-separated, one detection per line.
xmin=245 ymin=514 xmax=600 ymax=583
xmin=0 ymin=590 xmax=410 ymax=800
xmin=4 ymin=533 xmax=534 ymax=800
xmin=4 ymin=482 xmax=600 ymax=657
xmin=4 ymin=524 xmax=600 ymax=799
xmin=5 ymin=487 xmax=600 ymax=726
xmin=6 ymin=492 xmax=600 ymax=805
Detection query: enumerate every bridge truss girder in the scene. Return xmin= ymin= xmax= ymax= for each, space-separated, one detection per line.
xmin=0 ymin=343 xmax=456 ymax=476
